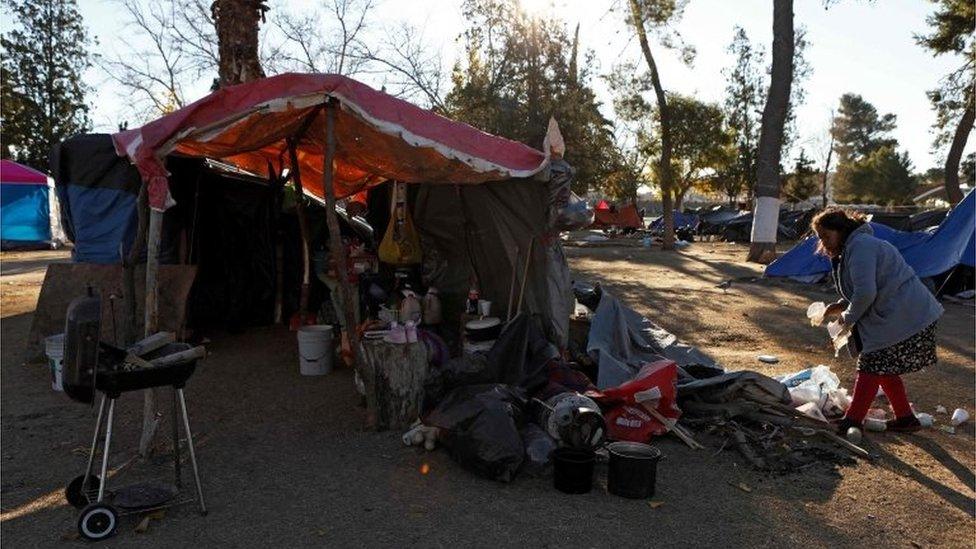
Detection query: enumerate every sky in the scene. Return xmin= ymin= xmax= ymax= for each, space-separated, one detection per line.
xmin=75 ymin=0 xmax=973 ymax=171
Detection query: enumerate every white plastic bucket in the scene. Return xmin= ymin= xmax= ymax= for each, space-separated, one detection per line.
xmin=297 ymin=325 xmax=334 ymax=376
xmin=45 ymin=333 xmax=65 ymax=392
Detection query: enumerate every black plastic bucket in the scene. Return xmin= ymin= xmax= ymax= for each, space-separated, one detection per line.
xmin=607 ymin=442 xmax=662 ymax=499
xmin=552 ymin=447 xmax=596 ymax=494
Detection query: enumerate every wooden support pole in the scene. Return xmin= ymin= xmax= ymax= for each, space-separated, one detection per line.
xmin=124 ymin=185 xmax=149 ymax=346
xmin=139 ymin=208 xmax=164 ymax=457
xmin=322 ymin=98 xmax=360 ymax=367
xmin=287 ymin=140 xmax=312 ymax=321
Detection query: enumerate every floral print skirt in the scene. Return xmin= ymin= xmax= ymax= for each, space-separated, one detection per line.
xmin=857 ymin=322 xmax=938 ymax=375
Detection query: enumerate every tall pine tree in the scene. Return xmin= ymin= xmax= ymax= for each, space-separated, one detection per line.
xmin=1 ymin=0 xmax=92 ymax=170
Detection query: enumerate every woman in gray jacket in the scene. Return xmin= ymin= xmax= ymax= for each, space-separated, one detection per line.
xmin=813 ymin=209 xmax=944 ymax=433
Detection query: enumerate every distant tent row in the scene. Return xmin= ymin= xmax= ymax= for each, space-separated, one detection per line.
xmin=0 ymin=159 xmax=65 ymax=249
xmin=766 ymin=190 xmax=975 ymax=287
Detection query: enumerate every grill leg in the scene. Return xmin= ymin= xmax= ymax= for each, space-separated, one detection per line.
xmin=177 ymin=388 xmax=206 ymax=515
xmin=96 ymin=398 xmax=116 ymax=502
xmin=172 ymin=388 xmax=182 ymax=488
xmin=82 ymin=395 xmax=107 ymax=500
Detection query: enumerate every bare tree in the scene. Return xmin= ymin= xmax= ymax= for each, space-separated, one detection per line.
xmin=100 ymin=0 xmax=200 ymax=119
xmin=267 ymin=0 xmax=373 ymax=75
xmin=804 ymin=111 xmax=835 ymax=208
xmin=104 ymin=0 xmax=444 ymax=120
xmin=354 ymin=23 xmax=446 ymax=111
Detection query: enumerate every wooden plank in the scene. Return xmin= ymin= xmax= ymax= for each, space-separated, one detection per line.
xmin=149 ymin=346 xmax=207 ymax=367
xmin=644 ymin=405 xmax=704 ymax=450
xmin=127 ymin=332 xmax=176 ymax=357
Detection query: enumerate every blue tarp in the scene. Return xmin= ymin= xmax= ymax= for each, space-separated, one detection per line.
xmin=1 ymin=183 xmax=50 ymax=243
xmin=649 ymin=211 xmax=700 ymax=231
xmin=60 ymin=185 xmax=138 ymax=263
xmin=766 ymin=190 xmax=976 ymax=280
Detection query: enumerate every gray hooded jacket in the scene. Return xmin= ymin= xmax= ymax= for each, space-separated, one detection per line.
xmin=832 ymin=223 xmax=943 ymax=354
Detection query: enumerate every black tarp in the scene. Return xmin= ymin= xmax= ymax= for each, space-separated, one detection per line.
xmin=166 ymin=161 xmax=280 ymax=331
xmin=424 ymin=383 xmax=528 ymax=482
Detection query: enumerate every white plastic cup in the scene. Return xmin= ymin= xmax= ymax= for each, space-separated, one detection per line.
xmin=296 ymin=325 xmax=334 ymax=376
xmin=44 ymin=334 xmax=65 ymax=392
xmin=478 ymin=300 xmax=492 ymax=317
xmin=951 ymin=408 xmax=969 ymax=427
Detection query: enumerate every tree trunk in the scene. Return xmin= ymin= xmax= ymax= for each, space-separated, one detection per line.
xmin=943 ymin=93 xmax=973 ymax=206
xmin=212 ymin=0 xmax=267 ymax=87
xmin=357 ymin=340 xmax=429 ymax=431
xmin=629 ymin=0 xmax=675 ymax=250
xmin=822 ymin=111 xmax=834 ymax=208
xmin=674 ymin=187 xmax=686 ymax=211
xmin=748 ymin=0 xmax=794 ymax=263
xmin=821 ymin=150 xmax=832 ymax=208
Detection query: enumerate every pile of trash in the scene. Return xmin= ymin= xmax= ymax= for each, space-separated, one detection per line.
xmin=403 ymin=282 xmax=889 ymax=483
xmin=678 ymin=370 xmax=864 ymax=471
xmin=776 ymin=365 xmax=852 ymax=422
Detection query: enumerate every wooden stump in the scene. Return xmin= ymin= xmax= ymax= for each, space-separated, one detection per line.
xmin=357 ymin=340 xmax=429 ymax=431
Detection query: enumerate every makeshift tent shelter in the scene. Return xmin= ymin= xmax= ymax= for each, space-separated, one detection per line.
xmin=590 ymin=201 xmax=642 ymax=230
xmin=766 ymin=190 xmax=976 ymax=284
xmin=1 ymin=159 xmax=65 ymax=249
xmin=648 ymin=210 xmax=699 ymax=232
xmin=58 ymin=73 xmax=572 ymax=345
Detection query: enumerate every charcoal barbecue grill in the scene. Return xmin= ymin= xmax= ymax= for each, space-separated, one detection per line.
xmin=61 ymin=290 xmax=207 ymax=541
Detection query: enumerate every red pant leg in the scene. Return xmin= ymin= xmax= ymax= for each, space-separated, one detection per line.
xmin=878 ymin=375 xmax=913 ymax=418
xmin=845 ymin=371 xmax=882 ymax=423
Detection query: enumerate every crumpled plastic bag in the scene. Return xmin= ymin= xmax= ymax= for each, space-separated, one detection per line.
xmin=519 ymin=423 xmax=557 ymax=476
xmin=424 ymin=384 xmax=527 ymax=482
xmin=554 ymin=192 xmax=595 ymax=231
xmin=777 ymin=365 xmax=851 ymax=418
xmin=586 ymin=360 xmax=681 ymax=442
xmin=827 ymin=321 xmax=852 ymax=357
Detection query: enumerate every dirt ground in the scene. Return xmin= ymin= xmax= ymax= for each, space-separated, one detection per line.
xmin=1 ymin=243 xmax=973 ymax=548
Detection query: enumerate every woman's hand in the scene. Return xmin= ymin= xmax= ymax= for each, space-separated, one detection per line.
xmin=822 ymin=302 xmax=846 ymax=323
